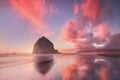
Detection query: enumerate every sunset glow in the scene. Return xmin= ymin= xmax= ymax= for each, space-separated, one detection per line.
xmin=0 ymin=0 xmax=120 ymax=53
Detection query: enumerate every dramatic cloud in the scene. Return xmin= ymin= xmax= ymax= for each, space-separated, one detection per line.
xmin=10 ymin=0 xmax=55 ymax=35
xmin=61 ymin=0 xmax=113 ymax=48
xmin=62 ymin=20 xmax=94 ymax=48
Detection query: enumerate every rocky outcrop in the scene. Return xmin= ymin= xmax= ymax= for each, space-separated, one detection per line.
xmin=33 ymin=36 xmax=57 ymax=75
xmin=33 ymin=36 xmax=58 ymax=54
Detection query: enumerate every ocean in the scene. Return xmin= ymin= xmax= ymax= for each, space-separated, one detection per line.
xmin=0 ymin=52 xmax=120 ymax=80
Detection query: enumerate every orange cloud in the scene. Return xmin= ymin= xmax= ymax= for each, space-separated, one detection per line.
xmin=10 ymin=0 xmax=55 ymax=34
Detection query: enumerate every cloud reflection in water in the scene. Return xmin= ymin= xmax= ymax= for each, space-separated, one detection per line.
xmin=60 ymin=56 xmax=120 ymax=80
xmin=33 ymin=54 xmax=120 ymax=80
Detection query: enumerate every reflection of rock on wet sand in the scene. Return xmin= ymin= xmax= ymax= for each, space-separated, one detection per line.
xmin=33 ymin=36 xmax=58 ymax=75
xmin=34 ymin=55 xmax=54 ymax=75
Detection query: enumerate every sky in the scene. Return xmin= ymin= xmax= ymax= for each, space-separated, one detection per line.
xmin=0 ymin=0 xmax=120 ymax=53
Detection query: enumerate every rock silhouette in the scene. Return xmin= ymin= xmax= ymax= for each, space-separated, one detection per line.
xmin=33 ymin=36 xmax=57 ymax=75
xmin=33 ymin=36 xmax=58 ymax=53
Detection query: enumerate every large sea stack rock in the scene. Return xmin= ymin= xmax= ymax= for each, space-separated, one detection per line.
xmin=33 ymin=36 xmax=58 ymax=54
xmin=33 ymin=36 xmax=57 ymax=75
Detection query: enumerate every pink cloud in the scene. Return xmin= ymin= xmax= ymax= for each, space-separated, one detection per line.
xmin=61 ymin=20 xmax=89 ymax=47
xmin=81 ymin=0 xmax=101 ymax=20
xmin=61 ymin=0 xmax=112 ymax=48
xmin=96 ymin=24 xmax=110 ymax=39
xmin=74 ymin=3 xmax=80 ymax=14
xmin=10 ymin=0 xmax=55 ymax=35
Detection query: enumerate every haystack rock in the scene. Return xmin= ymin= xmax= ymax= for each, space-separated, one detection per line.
xmin=33 ymin=36 xmax=58 ymax=75
xmin=33 ymin=36 xmax=58 ymax=54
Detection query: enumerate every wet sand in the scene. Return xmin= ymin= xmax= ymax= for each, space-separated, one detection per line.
xmin=0 ymin=53 xmax=120 ymax=80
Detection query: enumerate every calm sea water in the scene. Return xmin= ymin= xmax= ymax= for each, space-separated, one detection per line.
xmin=0 ymin=52 xmax=120 ymax=80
